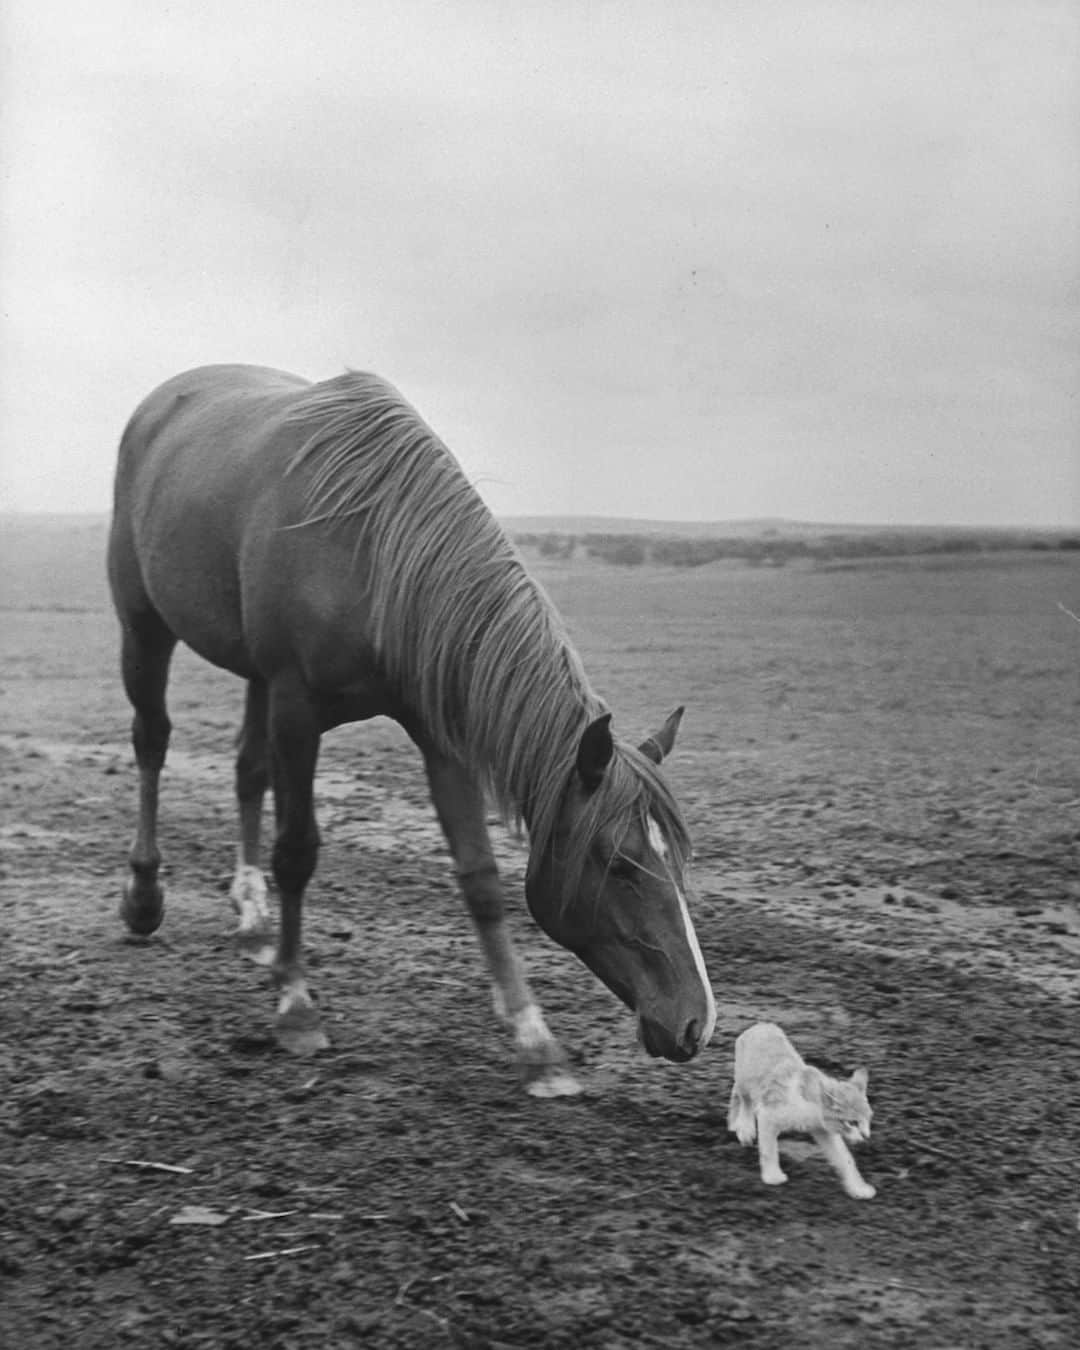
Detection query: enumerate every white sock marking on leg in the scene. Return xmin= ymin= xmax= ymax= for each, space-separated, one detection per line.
xmin=511 ymin=1004 xmax=553 ymax=1051
xmin=277 ymin=979 xmax=313 ymax=1019
xmin=230 ymin=863 xmax=269 ymax=932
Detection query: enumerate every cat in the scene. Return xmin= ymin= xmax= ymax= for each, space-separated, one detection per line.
xmin=727 ymin=1021 xmax=876 ymax=1200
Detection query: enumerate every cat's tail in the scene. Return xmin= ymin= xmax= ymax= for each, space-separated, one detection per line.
xmin=727 ymin=1087 xmax=757 ymax=1145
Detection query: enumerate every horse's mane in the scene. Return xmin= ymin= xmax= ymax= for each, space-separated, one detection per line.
xmin=284 ymin=371 xmax=691 ymax=893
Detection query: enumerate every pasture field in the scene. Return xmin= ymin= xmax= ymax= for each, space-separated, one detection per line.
xmin=1 ymin=515 xmax=1079 ymax=1348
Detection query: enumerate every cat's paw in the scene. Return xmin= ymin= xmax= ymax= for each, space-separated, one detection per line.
xmin=846 ymin=1182 xmax=876 ymax=1200
xmin=761 ymin=1169 xmax=788 ymax=1186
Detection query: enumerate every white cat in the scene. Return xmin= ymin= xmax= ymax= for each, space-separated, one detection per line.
xmin=727 ymin=1022 xmax=876 ymax=1200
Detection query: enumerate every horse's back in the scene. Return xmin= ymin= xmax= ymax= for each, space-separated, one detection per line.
xmin=108 ymin=365 xmax=317 ymax=676
xmin=116 ymin=365 xmax=311 ymax=486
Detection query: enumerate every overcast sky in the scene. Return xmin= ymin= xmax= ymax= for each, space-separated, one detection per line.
xmin=1 ymin=0 xmax=1077 ymax=525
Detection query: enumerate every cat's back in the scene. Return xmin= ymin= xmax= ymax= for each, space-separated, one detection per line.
xmin=734 ymin=1022 xmax=803 ymax=1086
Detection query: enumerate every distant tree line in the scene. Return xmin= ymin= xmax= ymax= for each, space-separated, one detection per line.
xmin=511 ymin=529 xmax=1080 ymax=568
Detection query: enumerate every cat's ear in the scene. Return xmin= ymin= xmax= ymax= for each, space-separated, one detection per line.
xmin=800 ymin=1068 xmax=823 ymax=1102
xmin=851 ymin=1067 xmax=868 ymax=1090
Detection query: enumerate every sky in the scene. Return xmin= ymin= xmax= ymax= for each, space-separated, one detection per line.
xmin=1 ymin=0 xmax=1078 ymax=526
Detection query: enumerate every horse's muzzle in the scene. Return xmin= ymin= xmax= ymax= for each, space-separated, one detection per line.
xmin=638 ymin=1015 xmax=703 ymax=1063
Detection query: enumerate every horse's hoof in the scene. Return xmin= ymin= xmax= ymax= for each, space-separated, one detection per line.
xmin=275 ymin=1023 xmax=330 ymax=1056
xmin=523 ymin=1066 xmax=583 ymax=1098
xmin=274 ymin=986 xmax=329 ymax=1055
xmin=119 ymin=877 xmax=164 ymax=936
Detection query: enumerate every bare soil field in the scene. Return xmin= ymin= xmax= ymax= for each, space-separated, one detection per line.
xmin=2 ymin=516 xmax=1079 ymax=1348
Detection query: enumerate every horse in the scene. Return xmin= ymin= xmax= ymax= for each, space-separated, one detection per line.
xmin=106 ymin=364 xmax=716 ymax=1095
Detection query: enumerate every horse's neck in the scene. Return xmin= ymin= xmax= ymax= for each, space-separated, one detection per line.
xmin=490 ymin=660 xmax=597 ymax=833
xmin=466 ymin=617 xmax=599 ymax=844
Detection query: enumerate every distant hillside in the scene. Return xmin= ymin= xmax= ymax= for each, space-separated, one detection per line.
xmin=496 ymin=514 xmax=1064 ymax=540
xmin=503 ymin=516 xmax=1080 ymax=569
xmin=500 ymin=515 xmax=835 ymax=538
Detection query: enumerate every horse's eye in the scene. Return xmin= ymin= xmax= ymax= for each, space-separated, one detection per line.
xmin=608 ymin=855 xmax=636 ymax=880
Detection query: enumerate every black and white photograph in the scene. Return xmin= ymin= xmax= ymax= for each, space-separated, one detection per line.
xmin=2 ymin=2 xmax=1078 ymax=1345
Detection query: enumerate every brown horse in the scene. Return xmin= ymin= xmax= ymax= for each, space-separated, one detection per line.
xmin=107 ymin=364 xmax=716 ymax=1094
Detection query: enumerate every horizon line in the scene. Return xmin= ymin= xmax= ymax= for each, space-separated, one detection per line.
xmin=0 ymin=508 xmax=1077 ymax=534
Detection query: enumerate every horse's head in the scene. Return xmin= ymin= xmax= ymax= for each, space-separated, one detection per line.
xmin=525 ymin=707 xmax=716 ymax=1062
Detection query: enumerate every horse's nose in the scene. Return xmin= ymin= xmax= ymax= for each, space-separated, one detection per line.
xmin=639 ymin=1014 xmax=707 ymax=1062
xmin=681 ymin=1018 xmax=702 ymax=1058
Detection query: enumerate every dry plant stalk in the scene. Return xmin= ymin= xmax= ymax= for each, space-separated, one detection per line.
xmin=99 ymin=1156 xmax=194 ymax=1174
xmin=243 ymin=1245 xmax=317 ymax=1262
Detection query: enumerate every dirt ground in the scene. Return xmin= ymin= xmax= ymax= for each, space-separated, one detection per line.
xmin=2 ymin=517 xmax=1079 ymax=1349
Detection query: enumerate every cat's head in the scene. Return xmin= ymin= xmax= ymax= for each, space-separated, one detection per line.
xmin=807 ymin=1066 xmax=873 ymax=1144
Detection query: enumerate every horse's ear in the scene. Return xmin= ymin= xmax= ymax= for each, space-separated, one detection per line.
xmin=639 ymin=705 xmax=684 ymax=764
xmin=577 ymin=713 xmax=614 ymax=791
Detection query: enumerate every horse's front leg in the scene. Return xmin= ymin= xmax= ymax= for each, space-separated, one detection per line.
xmin=422 ymin=750 xmax=581 ymax=1097
xmin=267 ymin=674 xmax=328 ymax=1054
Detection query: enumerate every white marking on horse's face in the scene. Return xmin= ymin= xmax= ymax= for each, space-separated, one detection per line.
xmin=675 ymin=886 xmax=717 ymax=1046
xmin=649 ymin=814 xmax=717 ymax=1049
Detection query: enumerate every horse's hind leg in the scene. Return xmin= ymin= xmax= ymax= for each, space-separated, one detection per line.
xmin=420 ymin=748 xmax=581 ymax=1097
xmin=118 ymin=613 xmax=177 ymax=936
xmin=266 ymin=673 xmax=328 ymax=1054
xmin=230 ymin=679 xmax=274 ymax=964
